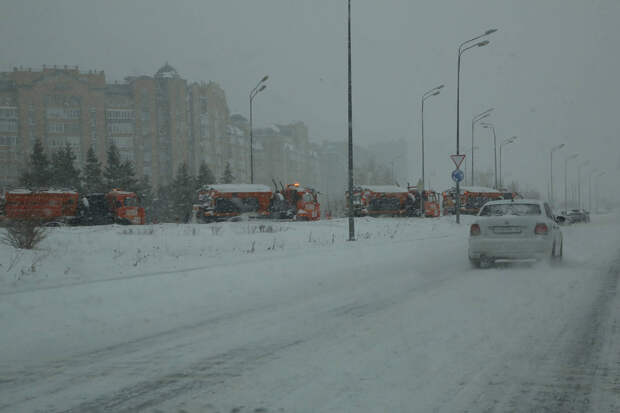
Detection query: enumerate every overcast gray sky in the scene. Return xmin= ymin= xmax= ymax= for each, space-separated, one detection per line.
xmin=2 ymin=0 xmax=619 ymax=197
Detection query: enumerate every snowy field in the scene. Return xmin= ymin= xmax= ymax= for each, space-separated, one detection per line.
xmin=0 ymin=216 xmax=466 ymax=294
xmin=1 ymin=214 xmax=620 ymax=412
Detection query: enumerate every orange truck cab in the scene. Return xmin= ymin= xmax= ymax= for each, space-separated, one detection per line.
xmin=282 ymin=183 xmax=320 ymax=221
xmin=193 ymin=184 xmax=273 ymax=223
xmin=106 ymin=190 xmax=145 ymax=224
xmin=407 ymin=187 xmax=441 ymax=217
xmin=345 ymin=186 xmax=368 ymax=217
xmin=5 ymin=188 xmax=79 ymax=222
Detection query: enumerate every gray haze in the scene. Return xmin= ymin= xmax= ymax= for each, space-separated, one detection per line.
xmin=2 ymin=0 xmax=619 ymax=198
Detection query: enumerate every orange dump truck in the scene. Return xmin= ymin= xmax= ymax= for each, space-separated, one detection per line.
xmin=281 ymin=183 xmax=320 ymax=221
xmin=408 ymin=187 xmax=441 ymax=217
xmin=441 ymin=186 xmax=503 ymax=215
xmin=5 ymin=188 xmax=79 ymax=222
xmin=360 ymin=185 xmax=410 ymax=217
xmin=105 ymin=190 xmax=146 ymax=224
xmin=193 ymin=184 xmax=274 ymax=223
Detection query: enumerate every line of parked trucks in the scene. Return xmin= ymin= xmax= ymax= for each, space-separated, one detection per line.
xmin=0 ymin=181 xmax=517 ymax=226
xmin=1 ymin=188 xmax=145 ymax=226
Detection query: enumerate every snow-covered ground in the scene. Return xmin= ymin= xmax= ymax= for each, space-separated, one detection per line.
xmin=1 ymin=214 xmax=619 ymax=412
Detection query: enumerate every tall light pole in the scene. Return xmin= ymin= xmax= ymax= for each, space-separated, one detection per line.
xmin=587 ymin=168 xmax=597 ymax=212
xmin=596 ymin=171 xmax=606 ymax=213
xmin=463 ymin=145 xmax=479 ymax=185
xmin=577 ymin=160 xmax=589 ymax=209
xmin=455 ymin=29 xmax=497 ymax=223
xmin=550 ymin=143 xmax=565 ymax=206
xmin=480 ymin=123 xmax=498 ymax=189
xmin=471 ymin=108 xmax=493 ymax=185
xmin=249 ymin=75 xmax=269 ymax=184
xmin=421 ymin=84 xmax=443 ymax=216
xmin=347 ymin=0 xmax=355 ymax=241
xmin=499 ymin=136 xmax=517 ymax=189
xmin=564 ymin=154 xmax=578 ymax=211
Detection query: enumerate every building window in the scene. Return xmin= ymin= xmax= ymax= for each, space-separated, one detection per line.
xmin=0 ymin=120 xmax=18 ymax=132
xmin=107 ymin=123 xmax=134 ymax=135
xmin=0 ymin=107 xmax=18 ymax=119
xmin=105 ymin=109 xmax=135 ymax=121
xmin=0 ymin=136 xmax=17 ymax=146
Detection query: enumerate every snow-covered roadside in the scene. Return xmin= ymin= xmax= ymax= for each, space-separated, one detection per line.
xmin=0 ymin=216 xmax=470 ymax=294
xmin=1 ymin=213 xmax=619 ymax=412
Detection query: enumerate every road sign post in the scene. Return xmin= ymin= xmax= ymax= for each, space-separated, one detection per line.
xmin=450 ymin=154 xmax=466 ymax=222
xmin=451 ymin=169 xmax=464 ymax=183
xmin=450 ymin=154 xmax=466 ymax=169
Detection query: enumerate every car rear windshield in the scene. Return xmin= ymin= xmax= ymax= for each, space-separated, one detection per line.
xmin=479 ymin=203 xmax=541 ymax=216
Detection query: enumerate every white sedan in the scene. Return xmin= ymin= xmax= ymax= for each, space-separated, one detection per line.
xmin=468 ymin=199 xmax=564 ymax=267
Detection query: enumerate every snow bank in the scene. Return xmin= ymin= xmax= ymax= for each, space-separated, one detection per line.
xmin=0 ymin=216 xmax=471 ymax=294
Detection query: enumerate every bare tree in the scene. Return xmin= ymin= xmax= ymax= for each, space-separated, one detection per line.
xmin=2 ymin=219 xmax=47 ymax=250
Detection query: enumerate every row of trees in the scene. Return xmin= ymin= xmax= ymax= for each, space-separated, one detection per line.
xmin=19 ymin=139 xmax=237 ymax=222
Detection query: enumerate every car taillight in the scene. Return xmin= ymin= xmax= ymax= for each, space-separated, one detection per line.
xmin=535 ymin=223 xmax=548 ymax=235
xmin=470 ymin=224 xmax=481 ymax=236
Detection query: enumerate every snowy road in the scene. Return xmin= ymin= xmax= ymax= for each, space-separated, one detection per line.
xmin=1 ymin=215 xmax=620 ymax=412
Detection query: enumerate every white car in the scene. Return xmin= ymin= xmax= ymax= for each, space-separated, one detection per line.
xmin=468 ymin=199 xmax=564 ymax=267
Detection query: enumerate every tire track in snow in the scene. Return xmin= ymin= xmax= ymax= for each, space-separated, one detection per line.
xmin=458 ymin=254 xmax=620 ymax=412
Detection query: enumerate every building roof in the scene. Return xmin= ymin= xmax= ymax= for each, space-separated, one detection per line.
xmin=155 ymin=62 xmax=180 ymax=79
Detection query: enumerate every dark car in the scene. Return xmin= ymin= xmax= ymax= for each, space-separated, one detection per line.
xmin=565 ymin=209 xmax=588 ymax=224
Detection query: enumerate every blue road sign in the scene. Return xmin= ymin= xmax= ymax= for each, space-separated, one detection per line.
xmin=451 ymin=169 xmax=464 ymax=183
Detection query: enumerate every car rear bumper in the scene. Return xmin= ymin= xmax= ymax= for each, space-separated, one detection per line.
xmin=468 ymin=237 xmax=553 ymax=261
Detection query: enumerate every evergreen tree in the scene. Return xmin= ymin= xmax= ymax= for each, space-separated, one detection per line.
xmin=103 ymin=143 xmax=123 ymax=189
xmin=196 ymin=160 xmax=216 ymax=188
xmin=50 ymin=144 xmax=81 ymax=190
xmin=20 ymin=138 xmax=50 ymax=188
xmin=135 ymin=175 xmax=154 ymax=222
xmin=118 ymin=160 xmax=139 ymax=192
xmin=221 ymin=161 xmax=234 ymax=184
xmin=82 ymin=147 xmax=106 ymax=194
xmin=170 ymin=163 xmax=195 ymax=222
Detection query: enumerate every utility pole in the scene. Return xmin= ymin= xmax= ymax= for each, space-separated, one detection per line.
xmin=550 ymin=143 xmax=565 ymax=207
xmin=455 ymin=29 xmax=497 ymax=224
xmin=347 ymin=0 xmax=355 ymax=241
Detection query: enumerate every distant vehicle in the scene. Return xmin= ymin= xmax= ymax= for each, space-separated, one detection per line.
xmin=280 ymin=183 xmax=320 ymax=221
xmin=441 ymin=186 xmax=505 ymax=215
xmin=106 ymin=190 xmax=146 ymax=225
xmin=563 ymin=209 xmax=589 ymax=224
xmin=407 ymin=187 xmax=440 ymax=217
xmin=361 ymin=185 xmax=409 ymax=217
xmin=345 ymin=186 xmax=369 ymax=217
xmin=468 ymin=199 xmax=564 ymax=267
xmin=193 ymin=184 xmax=274 ymax=223
xmin=4 ymin=188 xmax=79 ymax=223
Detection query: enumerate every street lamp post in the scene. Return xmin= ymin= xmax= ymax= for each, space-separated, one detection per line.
xmin=588 ymin=169 xmax=597 ymax=212
xmin=480 ymin=123 xmax=498 ymax=189
xmin=550 ymin=143 xmax=565 ymax=206
xmin=347 ymin=0 xmax=355 ymax=241
xmin=564 ymin=154 xmax=578 ymax=211
xmin=577 ymin=160 xmax=590 ymax=209
xmin=499 ymin=136 xmax=517 ymax=189
xmin=596 ymin=171 xmax=606 ymax=213
xmin=421 ymin=84 xmax=443 ymax=216
xmin=463 ymin=145 xmax=479 ymax=185
xmin=249 ymin=75 xmax=269 ymax=184
xmin=455 ymin=28 xmax=497 ymax=224
xmin=471 ymin=108 xmax=493 ymax=185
